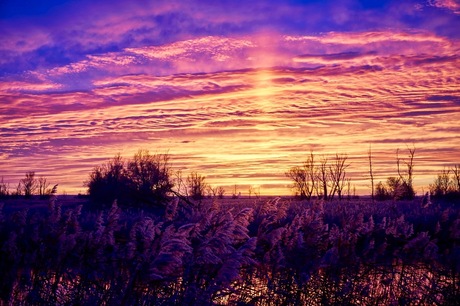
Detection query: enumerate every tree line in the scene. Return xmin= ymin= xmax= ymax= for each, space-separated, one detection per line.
xmin=429 ymin=164 xmax=460 ymax=200
xmin=285 ymin=147 xmax=420 ymax=202
xmin=285 ymin=152 xmax=351 ymax=201
xmin=0 ymin=172 xmax=57 ymax=199
xmin=86 ymin=147 xmax=459 ymax=206
xmin=286 ymin=147 xmax=459 ymax=203
xmin=1 ymin=147 xmax=459 ymax=205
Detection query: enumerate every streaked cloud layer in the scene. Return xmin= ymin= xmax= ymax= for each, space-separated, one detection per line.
xmin=1 ymin=0 xmax=459 ymax=195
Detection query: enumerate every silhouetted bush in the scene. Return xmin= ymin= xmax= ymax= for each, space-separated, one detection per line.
xmin=86 ymin=151 xmax=173 ymax=207
xmin=0 ymin=177 xmax=8 ymax=199
xmin=430 ymin=165 xmax=460 ymax=203
xmin=375 ymin=177 xmax=415 ymax=201
xmin=187 ymin=171 xmax=207 ymax=200
xmin=86 ymin=154 xmax=130 ymax=205
xmin=127 ymin=150 xmax=174 ymax=205
xmin=20 ymin=171 xmax=37 ymax=198
xmin=375 ymin=181 xmax=391 ymax=201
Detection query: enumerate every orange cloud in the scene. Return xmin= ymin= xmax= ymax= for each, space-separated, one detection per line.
xmin=1 ymin=32 xmax=459 ymax=195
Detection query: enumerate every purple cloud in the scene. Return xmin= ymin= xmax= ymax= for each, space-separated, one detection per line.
xmin=1 ymin=0 xmax=459 ymax=195
xmin=1 ymin=0 xmax=459 ymax=73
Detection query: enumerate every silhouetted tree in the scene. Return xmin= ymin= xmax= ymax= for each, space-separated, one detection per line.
xmin=21 ymin=171 xmax=37 ymax=198
xmin=0 ymin=177 xmax=8 ymax=198
xmin=375 ymin=181 xmax=390 ymax=201
xmin=368 ymin=145 xmax=375 ymax=202
xmin=287 ymin=152 xmax=349 ymax=201
xmin=206 ymin=185 xmax=215 ymax=198
xmin=430 ymin=165 xmax=460 ymax=201
xmin=430 ymin=168 xmax=451 ymax=198
xmin=87 ymin=151 xmax=173 ymax=206
xmin=372 ymin=147 xmax=416 ymax=201
xmin=12 ymin=182 xmax=22 ymax=197
xmin=127 ymin=150 xmax=173 ymax=204
xmin=207 ymin=185 xmax=226 ymax=199
xmin=286 ymin=166 xmax=309 ymax=199
xmin=86 ymin=154 xmax=130 ymax=205
xmin=387 ymin=176 xmax=403 ymax=200
xmin=38 ymin=176 xmax=50 ymax=198
xmin=396 ymin=147 xmax=416 ymax=200
xmin=217 ymin=186 xmax=226 ymax=199
xmin=173 ymin=170 xmax=188 ymax=197
xmin=329 ymin=153 xmax=349 ymax=200
xmin=187 ymin=171 xmax=207 ymax=200
xmin=317 ymin=156 xmax=329 ymax=200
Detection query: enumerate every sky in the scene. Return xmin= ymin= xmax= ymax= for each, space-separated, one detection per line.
xmin=0 ymin=0 xmax=459 ymax=196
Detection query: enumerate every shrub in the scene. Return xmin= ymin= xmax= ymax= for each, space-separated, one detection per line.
xmin=387 ymin=177 xmax=415 ymax=201
xmin=86 ymin=151 xmax=173 ymax=207
xmin=127 ymin=150 xmax=173 ymax=205
xmin=20 ymin=171 xmax=37 ymax=198
xmin=86 ymin=154 xmax=130 ymax=205
xmin=430 ymin=166 xmax=460 ymax=202
xmin=375 ymin=181 xmax=390 ymax=201
xmin=0 ymin=177 xmax=8 ymax=198
xmin=187 ymin=171 xmax=207 ymax=200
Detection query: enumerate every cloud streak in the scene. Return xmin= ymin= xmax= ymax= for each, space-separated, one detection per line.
xmin=1 ymin=32 xmax=459 ymax=194
xmin=1 ymin=0 xmax=459 ymax=71
xmin=1 ymin=1 xmax=459 ymax=195
xmin=427 ymin=0 xmax=460 ymax=14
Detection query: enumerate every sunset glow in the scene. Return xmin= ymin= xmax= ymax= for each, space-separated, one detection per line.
xmin=1 ymin=0 xmax=459 ymax=195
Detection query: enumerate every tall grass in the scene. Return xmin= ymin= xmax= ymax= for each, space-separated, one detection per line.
xmin=0 ymin=195 xmax=458 ymax=305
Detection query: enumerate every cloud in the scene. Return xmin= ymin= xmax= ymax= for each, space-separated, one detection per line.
xmin=0 ymin=80 xmax=61 ymax=93
xmin=1 ymin=0 xmax=459 ymax=74
xmin=1 ymin=0 xmax=459 ymax=195
xmin=427 ymin=0 xmax=460 ymax=14
xmin=12 ymin=30 xmax=451 ymax=93
xmin=2 ymin=46 xmax=459 ymax=192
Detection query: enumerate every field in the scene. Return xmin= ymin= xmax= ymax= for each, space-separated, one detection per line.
xmin=0 ymin=195 xmax=459 ymax=305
